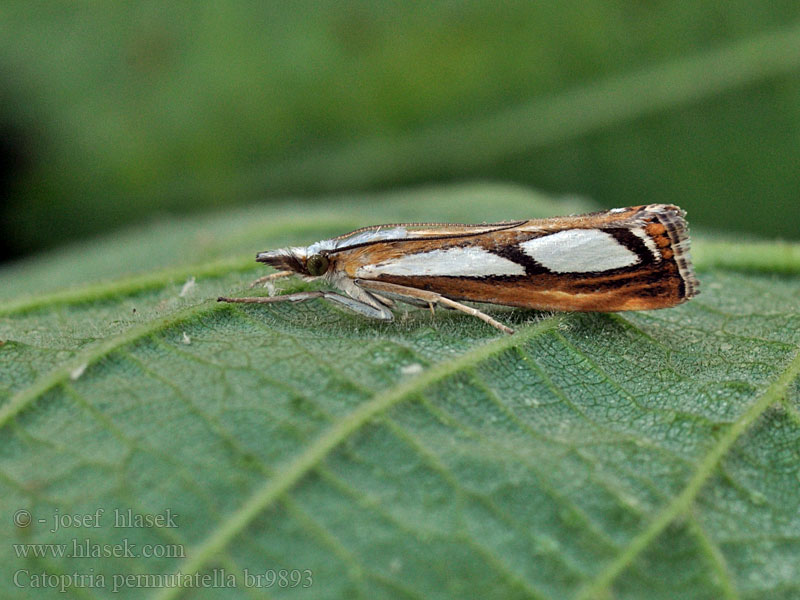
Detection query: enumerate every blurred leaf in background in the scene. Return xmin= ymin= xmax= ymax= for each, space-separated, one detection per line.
xmin=1 ymin=1 xmax=799 ymax=262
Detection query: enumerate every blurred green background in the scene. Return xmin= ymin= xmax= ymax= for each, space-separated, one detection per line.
xmin=2 ymin=1 xmax=800 ymax=264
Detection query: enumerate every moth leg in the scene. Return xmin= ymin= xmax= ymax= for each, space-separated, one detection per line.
xmin=218 ymin=291 xmax=393 ymax=320
xmin=435 ymin=296 xmax=514 ymax=334
xmin=321 ymin=292 xmax=394 ymax=320
xmin=248 ymin=270 xmax=293 ymax=289
xmin=219 ymin=291 xmax=323 ymax=304
xmin=355 ymin=279 xmax=514 ymax=335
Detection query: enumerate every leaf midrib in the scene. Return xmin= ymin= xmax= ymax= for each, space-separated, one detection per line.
xmin=149 ymin=316 xmax=563 ymax=600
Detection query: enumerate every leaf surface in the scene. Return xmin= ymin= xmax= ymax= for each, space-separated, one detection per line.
xmin=2 ymin=185 xmax=800 ymax=600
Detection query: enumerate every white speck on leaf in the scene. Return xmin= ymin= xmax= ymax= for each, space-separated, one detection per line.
xmin=401 ymin=363 xmax=424 ymax=375
xmin=389 ymin=557 xmax=402 ymax=574
xmin=70 ymin=363 xmax=88 ymax=380
xmin=179 ymin=276 xmax=196 ymax=297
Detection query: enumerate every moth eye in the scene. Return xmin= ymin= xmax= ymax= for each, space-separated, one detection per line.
xmin=306 ymin=254 xmax=329 ymax=276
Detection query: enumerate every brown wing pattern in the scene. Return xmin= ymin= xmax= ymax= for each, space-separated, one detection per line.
xmin=334 ymin=205 xmax=697 ymax=312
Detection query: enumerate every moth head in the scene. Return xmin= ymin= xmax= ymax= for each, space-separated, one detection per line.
xmin=256 ymin=247 xmax=330 ymax=278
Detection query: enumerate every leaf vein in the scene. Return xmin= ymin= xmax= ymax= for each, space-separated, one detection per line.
xmin=0 ymin=300 xmax=222 ymax=430
xmin=687 ymin=515 xmax=740 ymax=600
xmin=573 ymin=346 xmax=800 ymax=599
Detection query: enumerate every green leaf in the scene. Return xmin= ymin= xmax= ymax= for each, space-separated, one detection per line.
xmin=2 ymin=184 xmax=799 ymax=600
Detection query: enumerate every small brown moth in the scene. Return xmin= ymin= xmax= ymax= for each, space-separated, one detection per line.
xmin=218 ymin=204 xmax=698 ymax=334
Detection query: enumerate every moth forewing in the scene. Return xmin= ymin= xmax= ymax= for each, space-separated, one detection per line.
xmin=218 ymin=204 xmax=698 ymax=334
xmin=335 ymin=204 xmax=697 ymax=313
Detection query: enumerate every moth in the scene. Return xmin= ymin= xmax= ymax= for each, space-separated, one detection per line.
xmin=218 ymin=204 xmax=698 ymax=334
